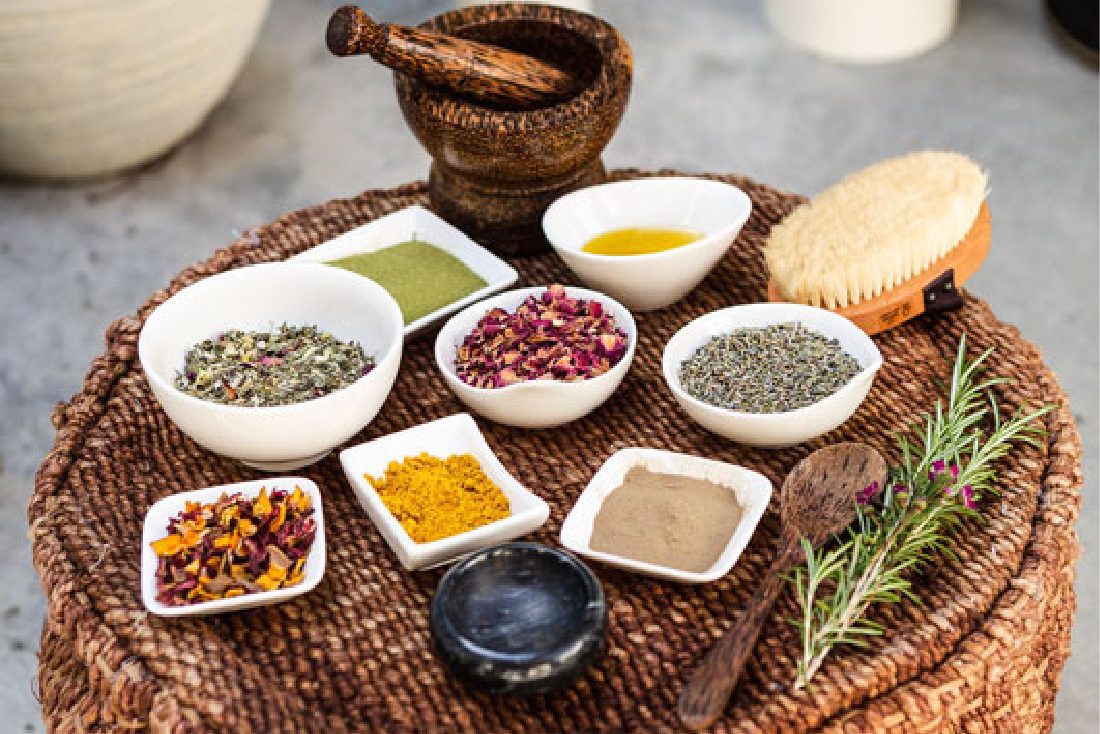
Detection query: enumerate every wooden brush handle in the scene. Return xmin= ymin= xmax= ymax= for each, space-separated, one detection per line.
xmin=678 ymin=535 xmax=800 ymax=731
xmin=326 ymin=5 xmax=578 ymax=109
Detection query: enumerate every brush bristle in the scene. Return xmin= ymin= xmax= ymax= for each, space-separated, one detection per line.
xmin=764 ymin=151 xmax=988 ymax=309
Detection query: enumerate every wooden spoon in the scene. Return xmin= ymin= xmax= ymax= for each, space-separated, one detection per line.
xmin=678 ymin=443 xmax=887 ymax=731
xmin=326 ymin=5 xmax=580 ymax=109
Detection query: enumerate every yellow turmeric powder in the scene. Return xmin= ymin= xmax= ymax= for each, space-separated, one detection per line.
xmin=367 ymin=453 xmax=511 ymax=543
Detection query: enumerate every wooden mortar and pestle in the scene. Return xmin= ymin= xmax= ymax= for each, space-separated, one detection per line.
xmin=327 ymin=4 xmax=633 ymax=256
xmin=679 ymin=443 xmax=887 ymax=730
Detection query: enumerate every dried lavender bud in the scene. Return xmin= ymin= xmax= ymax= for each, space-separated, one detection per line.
xmin=175 ymin=324 xmax=374 ymax=407
xmin=678 ymin=322 xmax=860 ymax=413
xmin=455 ymin=285 xmax=628 ymax=388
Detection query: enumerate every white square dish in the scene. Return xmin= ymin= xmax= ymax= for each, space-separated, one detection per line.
xmin=559 ymin=448 xmax=772 ymax=584
xmin=141 ymin=477 xmax=326 ymax=617
xmin=291 ymin=205 xmax=519 ymax=338
xmin=340 ymin=413 xmax=551 ymax=570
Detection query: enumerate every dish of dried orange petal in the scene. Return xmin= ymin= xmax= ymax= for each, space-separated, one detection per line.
xmin=141 ymin=477 xmax=326 ymax=616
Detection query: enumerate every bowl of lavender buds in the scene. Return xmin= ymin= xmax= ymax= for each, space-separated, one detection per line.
xmin=434 ymin=285 xmax=636 ymax=428
xmin=662 ymin=303 xmax=881 ymax=447
xmin=138 ymin=262 xmax=404 ymax=470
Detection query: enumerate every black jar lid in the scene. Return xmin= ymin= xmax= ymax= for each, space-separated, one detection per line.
xmin=429 ymin=542 xmax=607 ymax=697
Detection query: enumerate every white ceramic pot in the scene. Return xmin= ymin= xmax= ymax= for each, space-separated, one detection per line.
xmin=434 ymin=286 xmax=637 ymax=429
xmin=0 ymin=0 xmax=270 ymax=180
xmin=765 ymin=0 xmax=958 ymax=64
xmin=138 ymin=263 xmax=404 ymax=471
xmin=543 ymin=177 xmax=752 ymax=312
xmin=662 ymin=303 xmax=882 ymax=448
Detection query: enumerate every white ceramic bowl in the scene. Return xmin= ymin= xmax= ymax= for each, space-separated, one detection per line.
xmin=138 ymin=262 xmax=404 ymax=470
xmin=141 ymin=477 xmax=325 ymax=617
xmin=542 ymin=177 xmax=753 ymax=311
xmin=340 ymin=413 xmax=550 ymax=570
xmin=434 ymin=286 xmax=637 ymax=428
xmin=559 ymin=448 xmax=772 ymax=584
xmin=662 ymin=303 xmax=882 ymax=447
xmin=0 ymin=0 xmax=270 ymax=179
xmin=290 ymin=205 xmax=519 ymax=339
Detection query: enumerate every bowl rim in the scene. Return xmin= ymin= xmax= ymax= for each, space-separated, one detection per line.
xmin=433 ymin=285 xmax=637 ymax=397
xmin=398 ymin=3 xmax=632 ymax=131
xmin=137 ymin=262 xmax=405 ymax=416
xmin=543 ymin=177 xmax=753 ymax=263
xmin=661 ymin=302 xmax=883 ymax=421
xmin=430 ymin=541 xmax=607 ymax=661
xmin=140 ymin=476 xmax=326 ymax=617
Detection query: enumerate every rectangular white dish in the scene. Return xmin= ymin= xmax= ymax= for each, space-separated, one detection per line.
xmin=141 ymin=477 xmax=326 ymax=616
xmin=291 ymin=205 xmax=519 ymax=339
xmin=340 ymin=413 xmax=550 ymax=570
xmin=559 ymin=447 xmax=772 ymax=583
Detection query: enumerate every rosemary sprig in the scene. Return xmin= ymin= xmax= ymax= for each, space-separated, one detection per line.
xmin=790 ymin=336 xmax=1053 ymax=689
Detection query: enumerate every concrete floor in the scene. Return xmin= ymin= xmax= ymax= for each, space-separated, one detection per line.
xmin=0 ymin=1 xmax=1095 ymax=731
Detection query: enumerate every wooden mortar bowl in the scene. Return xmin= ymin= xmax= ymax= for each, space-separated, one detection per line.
xmin=395 ymin=3 xmax=633 ymax=256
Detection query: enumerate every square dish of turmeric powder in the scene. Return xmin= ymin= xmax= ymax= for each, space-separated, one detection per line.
xmin=340 ymin=413 xmax=550 ymax=571
xmin=140 ymin=477 xmax=326 ymax=617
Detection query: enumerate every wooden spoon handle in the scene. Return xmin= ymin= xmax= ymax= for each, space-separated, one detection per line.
xmin=678 ymin=539 xmax=799 ymax=731
xmin=326 ymin=5 xmax=578 ymax=109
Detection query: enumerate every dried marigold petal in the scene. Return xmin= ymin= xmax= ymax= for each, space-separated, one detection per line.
xmin=253 ymin=487 xmax=272 ymax=518
xmin=290 ymin=486 xmax=311 ymax=512
xmin=151 ymin=535 xmax=187 ymax=557
xmin=255 ymin=573 xmax=280 ymax=591
xmin=270 ymin=502 xmax=288 ymax=533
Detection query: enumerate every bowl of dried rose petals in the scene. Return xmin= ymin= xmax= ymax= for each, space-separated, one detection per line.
xmin=434 ymin=284 xmax=636 ymax=428
xmin=141 ymin=477 xmax=325 ymax=617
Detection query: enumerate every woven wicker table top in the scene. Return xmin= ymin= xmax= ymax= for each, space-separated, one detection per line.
xmin=31 ymin=170 xmax=1082 ymax=734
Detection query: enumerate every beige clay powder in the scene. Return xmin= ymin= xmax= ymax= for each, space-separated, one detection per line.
xmin=589 ymin=466 xmax=743 ymax=573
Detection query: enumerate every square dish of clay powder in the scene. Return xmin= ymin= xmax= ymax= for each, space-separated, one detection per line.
xmin=559 ymin=447 xmax=772 ymax=584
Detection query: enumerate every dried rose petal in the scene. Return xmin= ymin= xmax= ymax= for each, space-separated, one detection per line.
xmin=455 ymin=285 xmax=628 ymax=389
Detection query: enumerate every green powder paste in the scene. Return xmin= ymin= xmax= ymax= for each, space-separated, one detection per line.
xmin=326 ymin=241 xmax=487 ymax=324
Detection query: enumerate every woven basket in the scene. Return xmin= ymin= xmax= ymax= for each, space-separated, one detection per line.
xmin=30 ymin=171 xmax=1081 ymax=734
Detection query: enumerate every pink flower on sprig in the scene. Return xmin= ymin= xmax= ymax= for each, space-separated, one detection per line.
xmin=856 ymin=481 xmax=881 ymax=505
xmin=960 ymin=484 xmax=976 ymax=510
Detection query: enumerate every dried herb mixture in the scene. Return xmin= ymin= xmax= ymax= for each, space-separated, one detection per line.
xmin=175 ymin=324 xmax=373 ymax=406
xmin=151 ymin=486 xmax=316 ymax=606
xmin=678 ymin=322 xmax=860 ymax=413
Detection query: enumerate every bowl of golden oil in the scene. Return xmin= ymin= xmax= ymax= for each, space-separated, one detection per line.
xmin=543 ymin=178 xmax=752 ymax=312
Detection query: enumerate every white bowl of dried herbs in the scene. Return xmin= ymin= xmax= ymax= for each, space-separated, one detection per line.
xmin=434 ymin=285 xmax=636 ymax=428
xmin=138 ymin=262 xmax=404 ymax=470
xmin=662 ymin=303 xmax=882 ymax=447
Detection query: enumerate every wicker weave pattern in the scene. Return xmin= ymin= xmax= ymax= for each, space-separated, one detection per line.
xmin=30 ymin=172 xmax=1081 ymax=734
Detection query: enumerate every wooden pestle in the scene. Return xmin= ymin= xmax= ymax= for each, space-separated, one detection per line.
xmin=326 ymin=5 xmax=580 ymax=109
